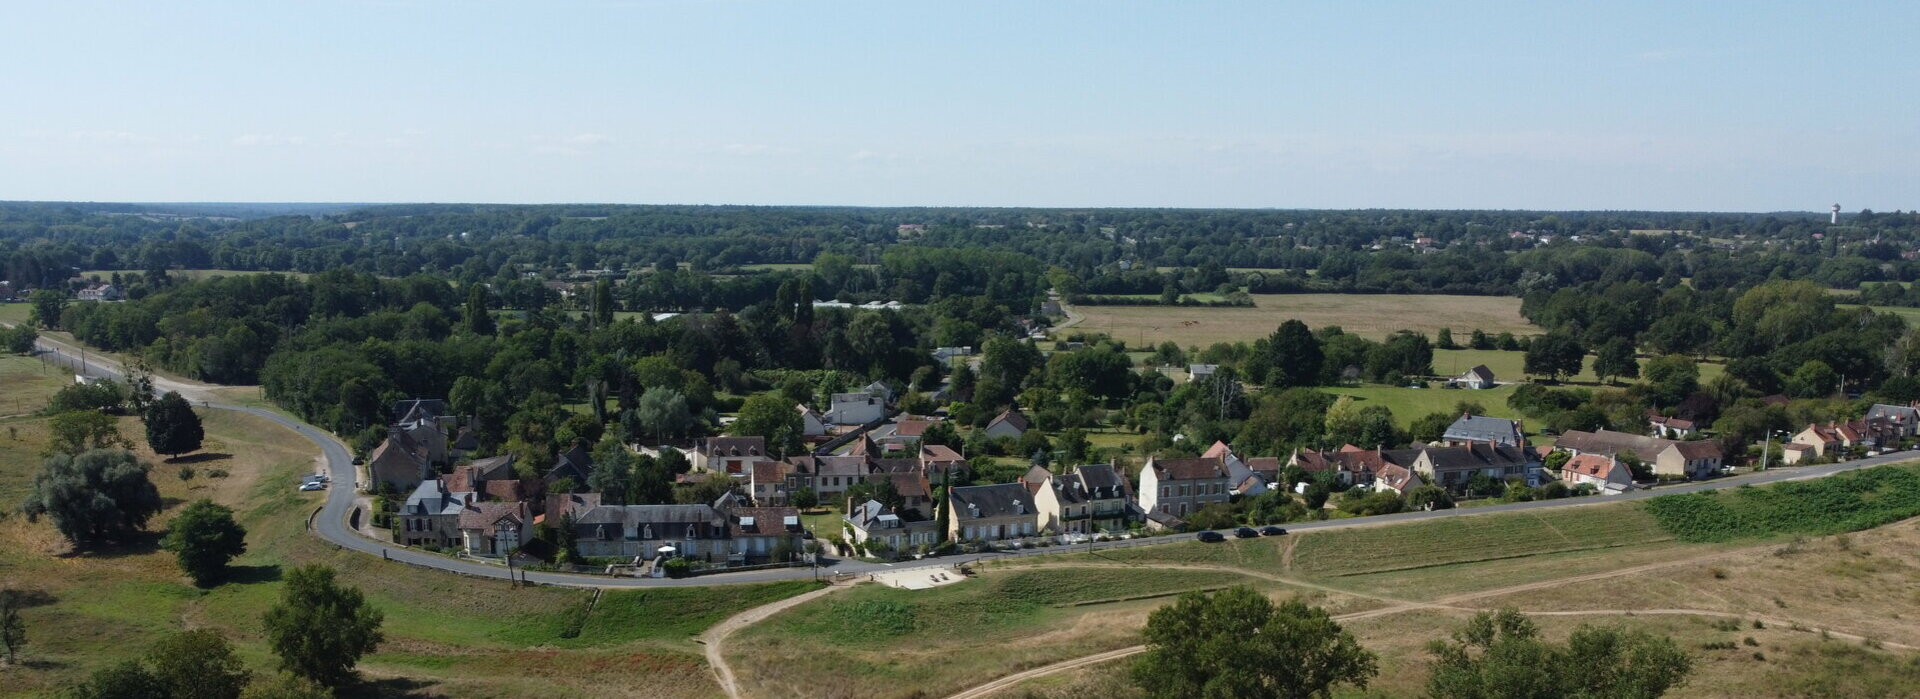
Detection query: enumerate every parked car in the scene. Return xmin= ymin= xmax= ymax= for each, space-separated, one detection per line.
xmin=1195 ymin=530 xmax=1225 ymax=543
xmin=1259 ymin=526 xmax=1288 ymax=536
xmin=298 ymin=482 xmax=325 ymax=492
xmin=1234 ymin=527 xmax=1259 ymax=539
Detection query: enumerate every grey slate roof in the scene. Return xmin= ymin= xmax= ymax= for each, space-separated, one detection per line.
xmin=1075 ymin=463 xmax=1128 ymax=499
xmin=1443 ymin=414 xmax=1525 ymax=445
xmin=951 ymin=482 xmax=1035 ymax=519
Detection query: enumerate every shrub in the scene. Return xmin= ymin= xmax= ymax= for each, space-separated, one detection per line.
xmin=661 ymin=557 xmax=691 ymax=578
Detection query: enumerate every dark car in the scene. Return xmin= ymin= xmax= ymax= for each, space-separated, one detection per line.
xmin=1233 ymin=527 xmax=1259 ymax=539
xmin=1195 ymin=530 xmax=1226 ymax=543
xmin=1260 ymin=526 xmax=1289 ymax=536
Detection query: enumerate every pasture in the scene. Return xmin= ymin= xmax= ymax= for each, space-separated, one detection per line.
xmin=1073 ymin=293 xmax=1534 ymax=345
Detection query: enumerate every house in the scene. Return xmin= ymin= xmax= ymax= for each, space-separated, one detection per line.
xmin=749 ymin=461 xmax=793 ymax=506
xmin=824 ymin=392 xmax=885 ymax=425
xmin=786 ymin=454 xmax=868 ymax=502
xmin=1560 ymin=453 xmax=1633 ymax=494
xmin=1778 ymin=442 xmax=1816 ymax=465
xmin=1203 ymin=441 xmax=1268 ymax=496
xmin=1414 ymin=443 xmax=1535 ymax=489
xmin=919 ymin=444 xmax=967 ymax=479
xmin=392 ymin=398 xmax=452 ymax=427
xmin=1647 ymin=413 xmax=1698 ymax=440
xmin=874 ymin=470 xmax=935 ymax=520
xmin=545 ymin=443 xmax=595 ymax=487
xmin=983 ymin=409 xmax=1030 ymax=440
xmin=1372 ymin=462 xmax=1425 ymax=495
xmin=864 ymin=380 xmax=895 ymax=404
xmin=1791 ymin=418 xmax=1901 ymax=458
xmin=397 ymin=479 xmax=471 ymax=547
xmin=1138 ymin=455 xmax=1232 ymax=518
xmin=845 ymin=499 xmax=940 ymax=553
xmin=445 ymin=454 xmax=524 ymax=502
xmin=367 ymin=429 xmax=433 ymax=494
xmin=458 ymin=501 xmax=530 ymax=555
xmin=76 ymin=283 xmax=121 ymax=302
xmin=874 ymin=417 xmax=934 ymax=452
xmin=570 ymin=504 xmax=729 ymax=561
xmin=1032 ymin=463 xmax=1135 ymax=534
xmin=797 ymin=404 xmax=829 ymax=437
xmin=402 ymin=421 xmax=449 ymax=468
xmin=948 ymin=482 xmax=1042 ymax=542
xmin=1442 ymin=414 xmax=1527 ymax=448
xmin=1447 ymin=365 xmax=1497 ymax=390
xmin=695 ymin=436 xmax=769 ymax=475
xmin=1245 ymin=456 xmax=1283 ymax=487
xmin=1554 ymin=429 xmax=1723 ymax=480
xmin=449 ymin=427 xmax=481 ymax=460
xmin=723 ymin=506 xmax=805 ymax=562
xmin=1864 ymin=403 xmax=1920 ymax=438
xmin=1188 ymin=364 xmax=1218 ymax=382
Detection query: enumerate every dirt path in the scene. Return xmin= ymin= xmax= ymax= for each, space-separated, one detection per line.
xmin=701 ymin=582 xmax=849 ymax=699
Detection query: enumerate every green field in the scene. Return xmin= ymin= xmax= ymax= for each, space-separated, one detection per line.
xmin=1841 ymin=303 xmax=1920 ymax=326
xmin=0 ymin=302 xmax=29 ymax=325
xmin=1075 ymin=293 xmax=1535 ymax=346
xmin=0 ymin=354 xmax=71 ymax=416
xmin=1323 ymin=383 xmax=1523 ymax=427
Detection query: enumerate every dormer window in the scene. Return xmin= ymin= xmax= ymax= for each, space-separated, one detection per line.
xmin=687 ymin=524 xmax=698 ymax=539
xmin=642 ymin=524 xmax=653 ymax=539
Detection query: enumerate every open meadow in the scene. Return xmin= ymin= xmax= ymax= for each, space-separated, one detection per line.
xmin=1074 ymin=293 xmax=1534 ymax=345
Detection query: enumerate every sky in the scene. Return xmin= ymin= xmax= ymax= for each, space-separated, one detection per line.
xmin=2 ymin=1 xmax=1915 ymax=211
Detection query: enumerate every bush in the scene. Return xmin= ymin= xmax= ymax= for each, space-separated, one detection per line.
xmin=661 ymin=557 xmax=691 ymax=578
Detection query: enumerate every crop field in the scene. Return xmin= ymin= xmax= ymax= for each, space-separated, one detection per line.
xmin=1073 ymin=293 xmax=1535 ymax=345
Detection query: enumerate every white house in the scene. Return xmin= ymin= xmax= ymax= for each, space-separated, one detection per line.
xmin=824 ymin=392 xmax=885 ymax=425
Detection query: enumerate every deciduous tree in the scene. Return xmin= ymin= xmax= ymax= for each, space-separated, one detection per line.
xmin=20 ymin=448 xmax=162 ymax=546
xmin=1426 ymin=608 xmax=1691 ymax=698
xmin=262 ymin=565 xmax=384 ymax=687
xmin=161 ymin=499 xmax=249 ymax=587
xmin=143 ymin=391 xmax=205 ymax=459
xmin=1133 ymin=586 xmax=1377 ymax=699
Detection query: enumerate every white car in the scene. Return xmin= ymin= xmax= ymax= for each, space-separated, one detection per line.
xmin=299 ymin=482 xmax=325 ymax=492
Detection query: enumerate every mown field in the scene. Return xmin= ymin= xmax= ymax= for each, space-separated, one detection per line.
xmin=0 ymin=378 xmax=816 ymax=698
xmin=0 ymin=302 xmax=29 ymax=325
xmin=1322 ymin=383 xmax=1524 ymax=428
xmin=1074 ymin=293 xmax=1535 ymax=345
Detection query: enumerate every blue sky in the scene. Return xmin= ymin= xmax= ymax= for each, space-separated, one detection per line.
xmin=2 ymin=1 xmax=1915 ymax=210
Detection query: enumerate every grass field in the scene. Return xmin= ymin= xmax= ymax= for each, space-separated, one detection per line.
xmin=79 ymin=268 xmax=312 ymax=281
xmin=726 ymin=566 xmax=1310 ymax=699
xmin=1323 ymin=383 xmax=1523 ymax=426
xmin=0 ymin=302 xmax=29 ymax=325
xmin=0 ymin=354 xmax=71 ymax=416
xmin=1842 ymin=303 xmax=1920 ymax=326
xmin=1074 ymin=293 xmax=1535 ymax=345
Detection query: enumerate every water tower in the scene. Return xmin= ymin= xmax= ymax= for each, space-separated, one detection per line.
xmin=1832 ymin=204 xmax=1841 ymax=225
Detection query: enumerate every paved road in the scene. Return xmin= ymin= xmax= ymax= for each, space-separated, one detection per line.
xmin=21 ymin=326 xmax=1920 ymax=589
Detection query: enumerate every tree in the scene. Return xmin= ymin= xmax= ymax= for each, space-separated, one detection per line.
xmin=731 ymin=392 xmax=803 ymax=456
xmin=1057 ymin=427 xmax=1091 ymax=464
xmin=45 ymin=409 xmax=130 ymax=456
xmin=147 ymin=628 xmax=253 ymax=699
xmin=1592 ymin=338 xmax=1639 ymax=385
xmin=28 ymin=289 xmax=66 ymax=329
xmin=1642 ymin=354 xmax=1700 ymax=406
xmin=463 ymin=284 xmax=495 ymax=336
xmin=1132 ymin=586 xmax=1377 ymax=699
xmin=1410 ymin=411 xmax=1455 ymax=443
xmin=1264 ymin=320 xmax=1324 ymax=388
xmin=634 ymin=388 xmax=695 ymax=441
xmin=1426 ymin=608 xmax=1691 ymax=698
xmin=46 ymin=380 xmax=128 ymax=414
xmin=20 ymin=448 xmax=162 ymax=546
xmin=1436 ymin=327 xmax=1457 ymax=350
xmin=143 ymin=390 xmax=205 ymax=459
xmin=790 ymin=486 xmax=819 ymax=510
xmin=1785 ymin=359 xmax=1839 ymax=399
xmin=161 ymin=499 xmax=249 ymax=587
xmin=262 ymin=565 xmax=384 ymax=687
xmin=3 ymin=324 xmax=36 ymax=354
xmin=0 ymin=587 xmax=25 ymax=666
xmin=70 ymin=661 xmax=167 ymax=699
xmin=591 ymin=279 xmax=616 ymax=326
xmin=1523 ymin=333 xmax=1585 ymax=381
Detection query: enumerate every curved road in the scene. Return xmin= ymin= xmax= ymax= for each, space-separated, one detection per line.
xmin=22 ymin=328 xmax=1920 ymax=589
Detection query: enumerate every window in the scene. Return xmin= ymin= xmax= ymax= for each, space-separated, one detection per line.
xmin=642 ymin=524 xmax=653 ymax=539
xmin=1160 ymin=486 xmax=1169 ymax=497
xmin=687 ymin=524 xmax=697 ymax=538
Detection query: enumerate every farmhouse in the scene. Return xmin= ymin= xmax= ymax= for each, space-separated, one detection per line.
xmin=983 ymin=409 xmax=1030 ymax=440
xmin=1447 ymin=364 xmax=1497 ymax=389
xmin=1554 ymin=429 xmax=1723 ymax=480
xmin=1646 ymin=413 xmax=1698 ymax=439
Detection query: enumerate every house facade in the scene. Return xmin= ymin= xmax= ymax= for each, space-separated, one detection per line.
xmin=1560 ymin=453 xmax=1633 ymax=494
xmin=458 ymin=501 xmax=530 ymax=555
xmin=1031 ymin=463 xmax=1135 ymax=534
xmin=948 ymin=482 xmax=1041 ymax=542
xmin=983 ymin=409 xmax=1030 ymax=440
xmin=1555 ymin=429 xmax=1723 ymax=480
xmin=1137 ymin=456 xmax=1232 ymax=518
xmin=845 ymin=499 xmax=940 ymax=552
xmin=824 ymin=392 xmax=885 ymax=425
xmin=397 ymin=479 xmax=471 ymax=547
xmin=696 ymin=436 xmax=770 ymax=475
xmin=1448 ymin=365 xmax=1496 ymax=389
xmin=368 ymin=429 xmax=434 ymax=494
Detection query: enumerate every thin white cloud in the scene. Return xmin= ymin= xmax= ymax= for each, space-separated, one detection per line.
xmin=232 ymin=134 xmax=308 ymax=147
